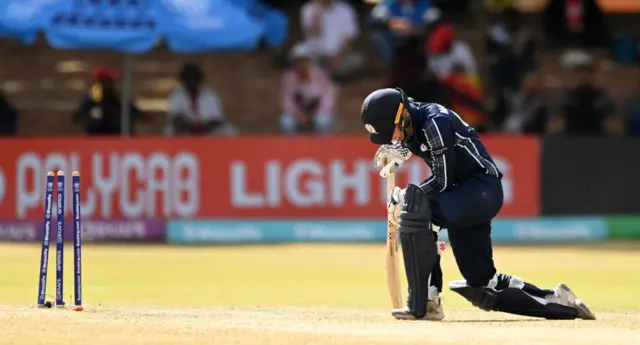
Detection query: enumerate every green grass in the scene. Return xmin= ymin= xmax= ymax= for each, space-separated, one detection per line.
xmin=2 ymin=243 xmax=640 ymax=345
xmin=2 ymin=243 xmax=639 ymax=311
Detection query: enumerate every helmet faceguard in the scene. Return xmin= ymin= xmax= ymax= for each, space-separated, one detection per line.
xmin=393 ymin=88 xmax=412 ymax=142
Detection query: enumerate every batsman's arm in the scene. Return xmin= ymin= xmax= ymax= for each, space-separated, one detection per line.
xmin=419 ymin=116 xmax=456 ymax=195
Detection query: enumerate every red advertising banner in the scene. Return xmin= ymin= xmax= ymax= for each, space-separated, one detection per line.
xmin=0 ymin=136 xmax=539 ymax=220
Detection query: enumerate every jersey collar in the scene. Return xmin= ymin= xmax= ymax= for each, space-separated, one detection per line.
xmin=407 ymin=102 xmax=424 ymax=141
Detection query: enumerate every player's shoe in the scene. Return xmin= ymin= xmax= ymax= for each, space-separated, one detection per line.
xmin=553 ymin=283 xmax=596 ymax=320
xmin=425 ymin=297 xmax=444 ymax=320
xmin=391 ymin=287 xmax=444 ymax=321
xmin=391 ymin=308 xmax=418 ymax=320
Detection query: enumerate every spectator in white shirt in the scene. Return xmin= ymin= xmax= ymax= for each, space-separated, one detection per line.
xmin=280 ymin=43 xmax=337 ymax=134
xmin=166 ymin=63 xmax=237 ymax=136
xmin=426 ymin=23 xmax=477 ymax=80
xmin=299 ymin=0 xmax=364 ymax=78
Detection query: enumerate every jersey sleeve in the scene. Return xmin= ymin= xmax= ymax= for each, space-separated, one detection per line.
xmin=418 ymin=116 xmax=456 ymax=195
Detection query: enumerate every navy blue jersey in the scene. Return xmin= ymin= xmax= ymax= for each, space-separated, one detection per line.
xmin=403 ymin=102 xmax=502 ymax=195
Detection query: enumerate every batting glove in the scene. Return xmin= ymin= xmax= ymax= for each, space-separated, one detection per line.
xmin=374 ymin=143 xmax=412 ymax=178
xmin=387 ymin=186 xmax=406 ymax=226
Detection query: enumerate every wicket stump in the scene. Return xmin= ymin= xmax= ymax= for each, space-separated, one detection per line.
xmin=37 ymin=170 xmax=83 ymax=311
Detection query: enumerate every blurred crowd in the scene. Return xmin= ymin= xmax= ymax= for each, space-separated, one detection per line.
xmin=1 ymin=0 xmax=640 ymax=137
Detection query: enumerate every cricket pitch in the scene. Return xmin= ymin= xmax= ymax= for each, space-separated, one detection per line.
xmin=1 ymin=243 xmax=639 ymax=344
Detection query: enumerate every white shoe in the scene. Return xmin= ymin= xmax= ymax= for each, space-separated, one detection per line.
xmin=553 ymin=283 xmax=596 ymax=320
xmin=391 ymin=287 xmax=444 ymax=321
xmin=391 ymin=308 xmax=420 ymax=320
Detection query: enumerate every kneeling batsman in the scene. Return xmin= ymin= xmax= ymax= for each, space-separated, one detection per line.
xmin=377 ymin=143 xmax=595 ymax=322
xmin=364 ymin=88 xmax=595 ymax=321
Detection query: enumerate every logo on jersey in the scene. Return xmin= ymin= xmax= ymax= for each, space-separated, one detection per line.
xmin=365 ymin=124 xmax=378 ymax=134
xmin=420 ymin=144 xmax=428 ymax=152
xmin=432 ymin=147 xmax=448 ymax=156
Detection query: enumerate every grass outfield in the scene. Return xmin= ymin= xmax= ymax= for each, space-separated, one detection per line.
xmin=0 ymin=243 xmax=639 ymax=344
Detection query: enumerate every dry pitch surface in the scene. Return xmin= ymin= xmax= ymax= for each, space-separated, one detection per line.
xmin=1 ymin=243 xmax=639 ymax=344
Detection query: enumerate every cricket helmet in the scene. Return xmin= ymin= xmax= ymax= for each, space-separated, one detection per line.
xmin=360 ymin=88 xmax=411 ymax=145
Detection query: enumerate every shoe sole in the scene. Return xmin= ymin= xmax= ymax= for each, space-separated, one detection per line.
xmin=391 ymin=314 xmax=444 ymax=321
xmin=391 ymin=310 xmax=444 ymax=321
xmin=425 ymin=314 xmax=444 ymax=321
xmin=559 ymin=283 xmax=596 ymax=320
xmin=392 ymin=313 xmax=418 ymax=320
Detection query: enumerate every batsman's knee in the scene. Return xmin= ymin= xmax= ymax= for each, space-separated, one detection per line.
xmin=448 ymin=275 xmax=579 ymax=319
xmin=448 ymin=274 xmax=526 ymax=310
xmin=448 ymin=280 xmax=496 ymax=311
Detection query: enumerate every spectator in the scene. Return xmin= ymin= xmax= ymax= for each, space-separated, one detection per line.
xmin=503 ymin=72 xmax=548 ymax=134
xmin=427 ymin=23 xmax=476 ymax=80
xmin=73 ymin=67 xmax=145 ymax=135
xmin=543 ymin=0 xmax=608 ymax=48
xmin=385 ymin=42 xmax=442 ymax=104
xmin=549 ymin=57 xmax=622 ymax=135
xmin=280 ymin=43 xmax=337 ymax=135
xmin=0 ymin=90 xmax=18 ymax=136
xmin=485 ymin=6 xmax=536 ymax=92
xmin=369 ymin=0 xmax=441 ymax=66
xmin=166 ymin=62 xmax=238 ymax=137
xmin=485 ymin=6 xmax=536 ymax=127
xmin=440 ymin=62 xmax=489 ymax=131
xmin=299 ymin=0 xmax=364 ymax=78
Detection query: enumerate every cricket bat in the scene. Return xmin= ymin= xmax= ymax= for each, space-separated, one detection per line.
xmin=385 ymin=172 xmax=403 ymax=309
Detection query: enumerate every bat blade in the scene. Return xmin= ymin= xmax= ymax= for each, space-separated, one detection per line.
xmin=385 ymin=173 xmax=403 ymax=309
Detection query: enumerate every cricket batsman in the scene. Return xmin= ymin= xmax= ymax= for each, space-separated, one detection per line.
xmin=361 ymin=88 xmax=595 ymax=321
